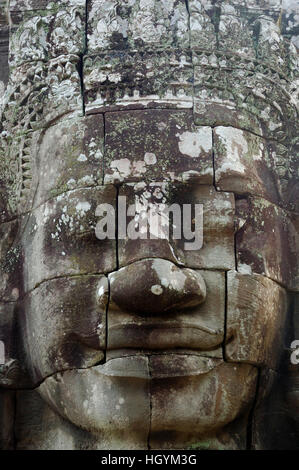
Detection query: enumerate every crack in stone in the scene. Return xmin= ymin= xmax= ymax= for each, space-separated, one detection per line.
xmin=184 ymin=0 xmax=194 ymax=118
xmin=3 ymin=182 xmax=296 ymax=235
xmin=213 ymin=188 xmax=299 ymax=218
xmin=6 ymin=261 xmax=293 ymax=301
xmin=22 ymin=272 xmax=109 ymax=298
xmin=86 ymin=105 xmax=193 ymax=116
xmin=2 ymin=364 xmax=103 ymax=392
xmin=91 ymin=103 xmax=293 ymax=143
xmin=77 ymin=0 xmax=89 ymax=116
xmin=115 ymin=184 xmax=120 ymax=271
xmin=3 ymin=359 xmax=264 ymax=392
xmin=222 ymin=270 xmax=228 ymax=363
xmin=0 ymin=183 xmax=105 ymax=223
xmin=78 ymin=54 xmax=86 ymax=116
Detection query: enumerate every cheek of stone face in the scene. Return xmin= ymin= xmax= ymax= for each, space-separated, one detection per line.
xmin=225 ymin=271 xmax=288 ymax=371
xmin=21 ymin=276 xmax=108 ymax=385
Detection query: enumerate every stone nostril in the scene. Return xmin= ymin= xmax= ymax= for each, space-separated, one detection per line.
xmin=109 ymin=258 xmax=206 ymax=315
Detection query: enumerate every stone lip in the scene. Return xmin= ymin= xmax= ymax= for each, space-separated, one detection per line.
xmin=107 ymin=322 xmax=224 ymax=351
xmin=90 ymin=354 xmax=223 ymax=379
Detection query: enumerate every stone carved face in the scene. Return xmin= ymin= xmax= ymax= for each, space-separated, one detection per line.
xmin=0 ymin=0 xmax=298 ymax=450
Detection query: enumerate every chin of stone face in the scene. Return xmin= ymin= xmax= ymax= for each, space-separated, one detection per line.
xmin=0 ymin=0 xmax=298 ymax=451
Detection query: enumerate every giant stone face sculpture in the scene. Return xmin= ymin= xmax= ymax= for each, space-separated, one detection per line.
xmin=0 ymin=0 xmax=298 ymax=450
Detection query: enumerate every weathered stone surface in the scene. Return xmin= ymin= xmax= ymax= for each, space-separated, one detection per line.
xmin=84 ymin=50 xmax=193 ymax=111
xmin=118 ymin=183 xmax=235 ymax=270
xmin=281 ymin=0 xmax=299 ymax=49
xmin=2 ymin=55 xmax=82 ymax=137
xmin=0 ymin=220 xmax=21 ymax=301
xmin=15 ymin=388 xmax=104 ymax=450
xmin=190 ymin=1 xmax=296 ymax=72
xmin=235 ymin=197 xmax=299 ymax=291
xmin=87 ymin=0 xmax=189 ymax=53
xmin=254 ymin=15 xmax=290 ymax=71
xmin=189 ymin=0 xmax=293 ymax=61
xmin=0 ymin=0 xmax=297 ymax=452
xmin=117 ymin=182 xmax=184 ymax=267
xmin=214 ymin=126 xmax=299 ymax=213
xmin=250 ymin=293 xmax=299 ymax=449
xmin=0 ymin=55 xmax=83 ymax=222
xmin=20 ymin=275 xmax=107 ymax=385
xmin=226 ymin=271 xmax=288 ymax=369
xmin=0 ymin=303 xmax=16 ymax=365
xmin=104 ymin=110 xmax=213 ymax=185
xmin=110 ymin=259 xmax=206 ymax=313
xmin=38 ymin=359 xmax=150 ymax=449
xmin=0 ymin=302 xmax=30 ymax=389
xmin=251 ymin=368 xmax=299 ymax=449
xmin=108 ymin=264 xmax=224 ymax=357
xmin=0 ymin=134 xmax=17 ymax=223
xmin=9 ymin=0 xmax=86 ymax=66
xmin=149 ymin=360 xmax=257 ymax=449
xmin=178 ymin=183 xmax=235 ymax=271
xmin=217 ymin=4 xmax=256 ymax=58
xmin=12 ymin=114 xmax=104 ymax=214
xmin=193 ymin=59 xmax=297 ymax=142
xmin=15 ymin=357 xmax=258 ymax=450
xmin=0 ymin=389 xmax=15 ymax=449
xmin=191 ymin=0 xmax=298 ymax=143
xmin=0 ymin=2 xmax=9 ymax=99
xmin=189 ymin=0 xmax=217 ymax=50
xmin=283 ymin=294 xmax=299 ymax=440
xmin=21 ymin=186 xmax=117 ymax=292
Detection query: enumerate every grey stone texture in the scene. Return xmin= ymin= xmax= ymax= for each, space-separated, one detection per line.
xmin=0 ymin=0 xmax=298 ymax=450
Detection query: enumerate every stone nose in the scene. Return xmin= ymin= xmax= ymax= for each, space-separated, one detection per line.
xmin=108 ymin=258 xmax=206 ymax=315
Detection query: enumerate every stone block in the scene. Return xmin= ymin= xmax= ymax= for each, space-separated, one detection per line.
xmin=87 ymin=0 xmax=189 ymax=53
xmin=193 ymin=57 xmax=297 ymax=143
xmin=10 ymin=114 xmax=105 ymax=214
xmin=9 ymin=0 xmax=86 ymax=66
xmin=149 ymin=360 xmax=257 ymax=449
xmin=38 ymin=359 xmax=150 ymax=448
xmin=214 ymin=126 xmax=299 ymax=213
xmin=104 ymin=109 xmax=213 ymax=185
xmin=84 ymin=50 xmax=193 ymax=111
xmin=117 ymin=183 xmax=235 ymax=270
xmin=21 ymin=186 xmax=117 ymax=292
xmin=225 ymin=270 xmax=288 ymax=369
xmin=0 ymin=220 xmax=21 ymax=302
xmin=189 ymin=0 xmax=217 ymax=50
xmin=20 ymin=275 xmax=108 ymax=384
xmin=2 ymin=55 xmax=82 ymax=137
xmin=235 ymin=197 xmax=299 ymax=291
